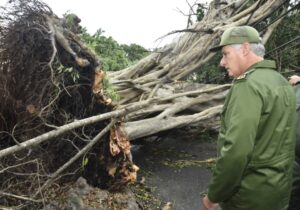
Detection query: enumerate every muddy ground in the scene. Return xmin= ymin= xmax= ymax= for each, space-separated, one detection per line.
xmin=131 ymin=130 xmax=219 ymax=210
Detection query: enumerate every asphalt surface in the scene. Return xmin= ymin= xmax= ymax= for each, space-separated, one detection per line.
xmin=132 ymin=132 xmax=219 ymax=210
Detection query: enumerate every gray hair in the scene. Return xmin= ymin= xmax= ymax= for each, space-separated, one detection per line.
xmin=231 ymin=43 xmax=265 ymax=57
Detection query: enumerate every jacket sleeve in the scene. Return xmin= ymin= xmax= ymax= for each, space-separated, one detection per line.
xmin=208 ymin=81 xmax=263 ymax=202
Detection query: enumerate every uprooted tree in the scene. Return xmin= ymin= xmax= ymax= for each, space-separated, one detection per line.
xmin=0 ymin=0 xmax=297 ymax=208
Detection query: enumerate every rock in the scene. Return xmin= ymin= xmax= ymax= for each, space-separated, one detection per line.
xmin=65 ymin=177 xmax=140 ymax=210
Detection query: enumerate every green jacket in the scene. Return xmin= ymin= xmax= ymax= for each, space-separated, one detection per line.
xmin=288 ymin=83 xmax=300 ymax=210
xmin=207 ymin=60 xmax=296 ymax=210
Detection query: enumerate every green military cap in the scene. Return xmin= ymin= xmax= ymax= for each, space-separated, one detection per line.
xmin=210 ymin=26 xmax=261 ymax=52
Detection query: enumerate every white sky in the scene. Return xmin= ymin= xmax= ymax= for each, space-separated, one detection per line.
xmin=0 ymin=0 xmax=208 ymax=49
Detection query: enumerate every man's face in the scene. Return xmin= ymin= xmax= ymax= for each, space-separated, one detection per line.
xmin=220 ymin=45 xmax=244 ymax=78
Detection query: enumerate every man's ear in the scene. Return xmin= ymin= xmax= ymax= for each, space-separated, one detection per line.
xmin=242 ymin=43 xmax=251 ymax=55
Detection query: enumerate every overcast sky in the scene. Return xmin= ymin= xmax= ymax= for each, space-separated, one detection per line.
xmin=0 ymin=0 xmax=208 ymax=49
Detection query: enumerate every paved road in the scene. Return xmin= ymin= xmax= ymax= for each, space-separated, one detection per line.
xmin=132 ymin=133 xmax=219 ymax=210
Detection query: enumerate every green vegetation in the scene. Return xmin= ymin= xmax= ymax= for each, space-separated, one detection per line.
xmin=130 ymin=168 xmax=162 ymax=209
xmin=131 ymin=183 xmax=161 ymax=209
xmin=102 ymin=77 xmax=121 ymax=102
xmin=160 ymin=158 xmax=216 ymax=169
xmin=196 ymin=3 xmax=208 ymax=21
xmin=81 ymin=29 xmax=150 ymax=71
xmin=57 ymin=65 xmax=80 ymax=82
xmin=121 ymin=43 xmax=150 ymax=64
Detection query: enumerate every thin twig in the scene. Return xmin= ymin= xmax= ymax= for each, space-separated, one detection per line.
xmin=0 ymin=159 xmax=38 ymax=174
xmin=0 ymin=191 xmax=41 ymax=203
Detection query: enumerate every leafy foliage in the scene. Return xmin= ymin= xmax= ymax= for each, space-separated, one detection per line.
xmin=81 ymin=29 xmax=149 ymax=71
xmin=121 ymin=43 xmax=150 ymax=64
xmin=196 ymin=3 xmax=207 ymax=21
xmin=81 ymin=31 xmax=129 ymax=71
xmin=102 ymin=77 xmax=121 ymax=102
xmin=57 ymin=65 xmax=80 ymax=82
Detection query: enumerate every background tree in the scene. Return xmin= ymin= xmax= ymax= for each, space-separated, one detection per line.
xmin=82 ymin=32 xmax=129 ymax=71
xmin=264 ymin=1 xmax=300 ymax=74
xmin=121 ymin=43 xmax=150 ymax=64
xmin=81 ymin=29 xmax=150 ymax=71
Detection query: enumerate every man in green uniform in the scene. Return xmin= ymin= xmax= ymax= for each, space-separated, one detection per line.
xmin=202 ymin=26 xmax=296 ymax=210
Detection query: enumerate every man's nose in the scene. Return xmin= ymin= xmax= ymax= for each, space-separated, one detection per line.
xmin=220 ymin=58 xmax=225 ymax=67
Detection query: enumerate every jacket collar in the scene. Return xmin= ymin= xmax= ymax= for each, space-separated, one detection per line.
xmin=246 ymin=60 xmax=276 ymax=72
